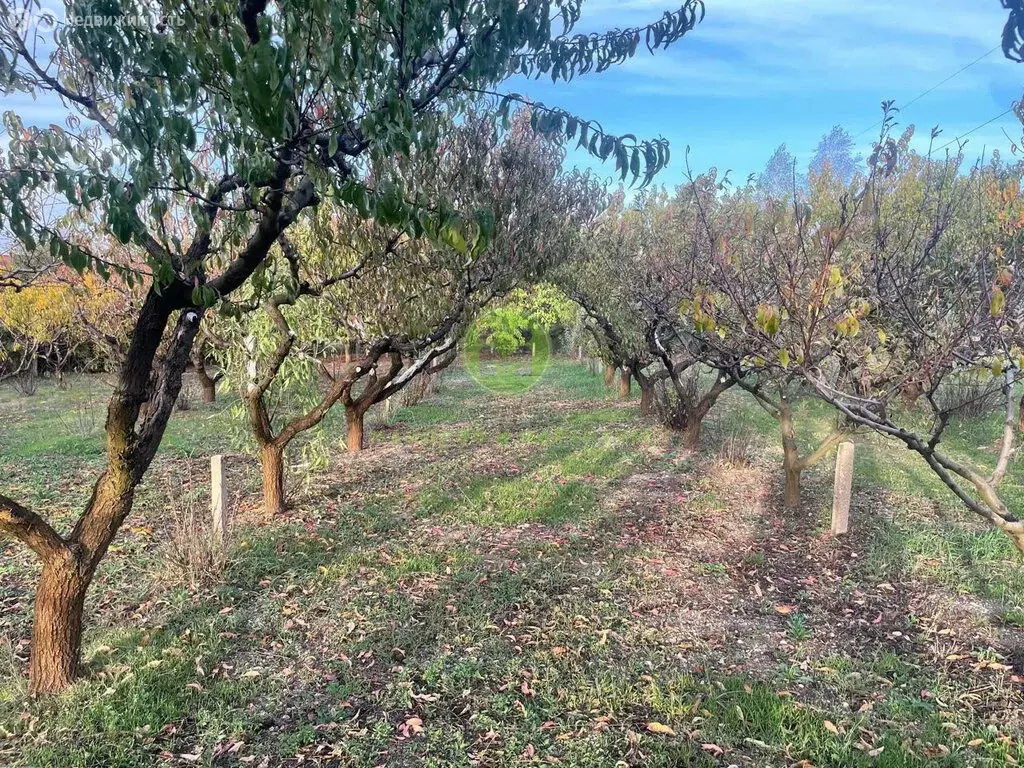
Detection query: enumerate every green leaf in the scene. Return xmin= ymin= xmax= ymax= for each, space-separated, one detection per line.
xmin=442 ymin=225 xmax=467 ymax=254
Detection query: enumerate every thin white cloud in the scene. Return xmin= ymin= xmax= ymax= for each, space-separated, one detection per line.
xmin=602 ymin=0 xmax=1012 ymax=102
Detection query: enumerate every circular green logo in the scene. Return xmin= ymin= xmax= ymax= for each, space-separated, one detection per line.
xmin=463 ymin=309 xmax=551 ymax=395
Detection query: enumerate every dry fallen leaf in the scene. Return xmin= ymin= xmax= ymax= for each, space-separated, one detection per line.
xmin=646 ymin=722 xmax=676 ymax=737
xmin=399 ymin=717 xmax=424 ymax=737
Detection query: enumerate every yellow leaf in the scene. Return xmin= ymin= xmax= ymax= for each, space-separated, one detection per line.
xmin=823 ymin=720 xmax=841 ymax=735
xmin=828 ymin=265 xmax=842 ymax=288
xmin=991 ymin=286 xmax=1006 ymax=317
xmin=646 ymin=722 xmax=676 ymax=737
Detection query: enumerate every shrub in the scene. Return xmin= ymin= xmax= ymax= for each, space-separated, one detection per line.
xmin=714 ymin=425 xmax=755 ymax=466
xmin=653 ymin=371 xmax=701 ymax=430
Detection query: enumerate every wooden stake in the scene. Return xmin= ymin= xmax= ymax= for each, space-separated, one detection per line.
xmin=211 ymin=454 xmax=226 ymax=544
xmin=831 ymin=441 xmax=854 ymax=535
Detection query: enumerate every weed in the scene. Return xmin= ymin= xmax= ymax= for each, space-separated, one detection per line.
xmin=162 ymin=466 xmax=227 ymax=589
xmin=786 ymin=613 xmax=812 ymax=641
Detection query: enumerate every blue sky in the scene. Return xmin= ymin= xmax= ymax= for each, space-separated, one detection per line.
xmin=510 ymin=0 xmax=1023 ymax=188
xmin=2 ymin=1 xmax=1019 ymax=192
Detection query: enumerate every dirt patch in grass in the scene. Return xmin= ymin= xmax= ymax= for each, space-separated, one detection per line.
xmin=598 ymin=454 xmax=1024 ymax=735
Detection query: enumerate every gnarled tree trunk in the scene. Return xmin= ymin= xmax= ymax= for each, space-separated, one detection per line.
xmin=190 ymin=340 xmax=220 ymax=403
xmin=633 ymin=368 xmax=657 ymax=417
xmin=780 ymin=404 xmax=803 ymax=508
xmin=604 ymin=363 xmax=616 ymax=388
xmin=346 ymin=406 xmax=366 ymax=453
xmin=639 ymin=382 xmax=655 ymax=416
xmin=194 ymin=364 xmax=217 ymax=403
xmin=3 ymin=156 xmax=314 ymax=695
xmin=679 ymin=374 xmax=734 ymax=451
xmin=260 ymin=442 xmax=286 ymax=516
xmin=30 ymin=562 xmax=89 ymax=695
xmin=681 ymin=413 xmax=704 ymax=451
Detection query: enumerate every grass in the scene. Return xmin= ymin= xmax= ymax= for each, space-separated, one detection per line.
xmin=0 ymin=361 xmax=1022 ymax=767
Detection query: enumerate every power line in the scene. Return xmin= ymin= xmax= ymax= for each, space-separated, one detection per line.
xmin=933 ymin=107 xmax=1016 ymax=153
xmin=853 ymin=44 xmax=1000 ymax=140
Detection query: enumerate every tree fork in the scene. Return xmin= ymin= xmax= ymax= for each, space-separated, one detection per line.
xmin=779 ymin=403 xmax=851 ymax=509
xmin=680 ymin=374 xmax=735 ymax=452
xmin=193 ymin=363 xmax=218 ymax=403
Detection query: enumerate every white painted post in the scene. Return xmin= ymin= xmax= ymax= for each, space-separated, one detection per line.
xmin=831 ymin=441 xmax=855 ymax=535
xmin=211 ymin=454 xmax=227 ymax=544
